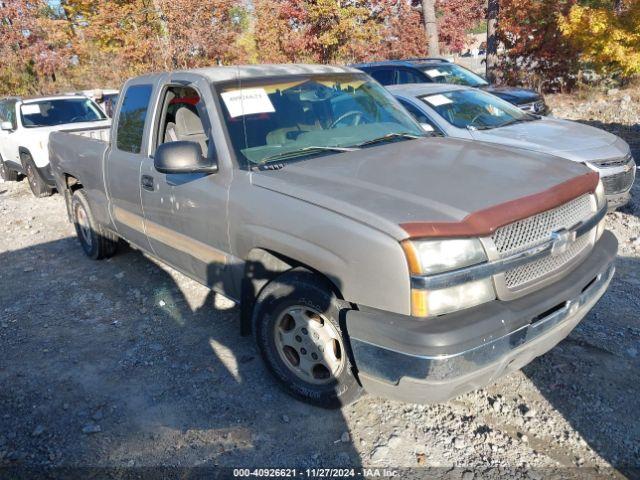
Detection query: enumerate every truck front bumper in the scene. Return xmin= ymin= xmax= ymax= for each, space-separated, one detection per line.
xmin=346 ymin=231 xmax=617 ymax=404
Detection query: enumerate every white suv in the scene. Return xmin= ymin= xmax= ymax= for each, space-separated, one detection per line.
xmin=0 ymin=95 xmax=111 ymax=196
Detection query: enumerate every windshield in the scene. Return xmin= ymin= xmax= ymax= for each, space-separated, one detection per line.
xmin=20 ymin=98 xmax=106 ymax=128
xmin=216 ymin=73 xmax=424 ymax=165
xmin=419 ymin=89 xmax=535 ymax=130
xmin=418 ymin=64 xmax=488 ymax=87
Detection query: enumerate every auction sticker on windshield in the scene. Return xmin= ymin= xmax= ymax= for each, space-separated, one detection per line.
xmin=21 ymin=104 xmax=42 ymax=115
xmin=425 ymin=94 xmax=453 ymax=107
xmin=221 ymin=88 xmax=275 ymax=118
xmin=425 ymin=69 xmax=446 ymax=78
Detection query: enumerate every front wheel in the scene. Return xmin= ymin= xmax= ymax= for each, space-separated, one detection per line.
xmin=253 ymin=268 xmax=362 ymax=408
xmin=71 ymin=190 xmax=118 ymax=260
xmin=21 ymin=153 xmax=52 ymax=197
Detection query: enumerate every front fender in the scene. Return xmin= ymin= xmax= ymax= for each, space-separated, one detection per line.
xmin=231 ymin=209 xmax=412 ymax=316
xmin=19 ymin=143 xmax=49 ymax=169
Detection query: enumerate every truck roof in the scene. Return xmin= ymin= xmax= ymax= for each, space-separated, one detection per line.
xmin=134 ymin=64 xmax=362 ymax=84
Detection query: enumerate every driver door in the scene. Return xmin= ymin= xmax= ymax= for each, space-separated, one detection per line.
xmin=140 ymin=75 xmax=232 ymax=289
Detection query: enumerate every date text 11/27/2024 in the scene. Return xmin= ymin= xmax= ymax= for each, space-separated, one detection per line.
xmin=233 ymin=468 xmax=399 ymax=477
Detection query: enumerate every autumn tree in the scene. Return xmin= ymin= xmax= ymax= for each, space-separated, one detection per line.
xmin=495 ymin=0 xmax=580 ymax=91
xmin=254 ymin=0 xmax=306 ymax=63
xmin=436 ymin=0 xmax=485 ymax=53
xmin=156 ymin=0 xmax=250 ymax=68
xmin=559 ymin=0 xmax=640 ymax=77
xmin=60 ymin=0 xmax=165 ymax=86
xmin=254 ymin=0 xmax=383 ymax=64
xmin=0 ymin=0 xmax=70 ymax=95
xmin=370 ymin=0 xmax=427 ymax=60
xmin=60 ymin=0 xmax=250 ymax=88
xmin=409 ymin=0 xmax=485 ymax=56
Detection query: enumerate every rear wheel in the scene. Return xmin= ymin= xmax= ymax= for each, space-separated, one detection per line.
xmin=71 ymin=190 xmax=118 ymax=260
xmin=21 ymin=153 xmax=52 ymax=197
xmin=0 ymin=157 xmax=18 ymax=181
xmin=253 ymin=268 xmax=362 ymax=408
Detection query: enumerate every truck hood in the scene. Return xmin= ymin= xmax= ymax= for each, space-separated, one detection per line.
xmin=469 ymin=117 xmax=628 ymax=163
xmin=251 ymin=137 xmax=593 ymax=240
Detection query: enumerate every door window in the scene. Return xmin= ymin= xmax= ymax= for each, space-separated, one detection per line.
xmin=156 ymin=86 xmax=209 ymax=157
xmin=0 ymin=101 xmax=16 ymax=129
xmin=397 ymin=68 xmax=426 ymax=84
xmin=369 ymin=69 xmax=396 ymax=86
xmin=397 ymin=99 xmax=442 ymax=134
xmin=117 ymin=84 xmax=153 ymax=154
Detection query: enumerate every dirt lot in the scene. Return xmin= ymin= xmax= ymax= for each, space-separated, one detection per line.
xmin=1 ymin=90 xmax=639 ymax=478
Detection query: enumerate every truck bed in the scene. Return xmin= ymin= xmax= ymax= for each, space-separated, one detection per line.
xmin=57 ymin=124 xmax=111 ymax=142
xmin=49 ymin=125 xmax=112 ymax=226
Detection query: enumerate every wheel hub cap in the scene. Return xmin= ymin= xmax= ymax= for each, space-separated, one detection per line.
xmin=76 ymin=205 xmax=92 ymax=248
xmin=274 ymin=307 xmax=345 ymax=385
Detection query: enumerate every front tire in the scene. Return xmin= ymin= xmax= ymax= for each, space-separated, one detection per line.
xmin=0 ymin=156 xmax=18 ymax=181
xmin=71 ymin=190 xmax=118 ymax=260
xmin=21 ymin=153 xmax=52 ymax=197
xmin=253 ymin=268 xmax=362 ymax=408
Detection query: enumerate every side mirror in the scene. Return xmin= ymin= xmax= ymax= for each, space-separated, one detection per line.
xmin=420 ymin=123 xmax=435 ymax=133
xmin=154 ymin=141 xmax=218 ymax=175
xmin=1 ymin=121 xmax=13 ymax=132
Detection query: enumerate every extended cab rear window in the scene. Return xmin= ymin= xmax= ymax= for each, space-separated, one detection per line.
xmin=117 ymin=84 xmax=153 ymax=154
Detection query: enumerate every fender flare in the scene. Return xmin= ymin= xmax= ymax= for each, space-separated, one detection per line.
xmin=239 ymin=248 xmax=344 ymax=336
xmin=18 ymin=146 xmax=33 ymax=167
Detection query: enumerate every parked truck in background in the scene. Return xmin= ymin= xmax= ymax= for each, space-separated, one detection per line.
xmin=0 ymin=95 xmax=110 ymax=197
xmin=81 ymin=89 xmax=120 ymax=118
xmin=49 ymin=65 xmax=616 ymax=408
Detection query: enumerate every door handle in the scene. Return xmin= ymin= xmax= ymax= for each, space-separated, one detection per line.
xmin=141 ymin=175 xmax=155 ymax=191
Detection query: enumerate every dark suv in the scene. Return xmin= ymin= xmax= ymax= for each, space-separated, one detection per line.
xmin=353 ymin=58 xmax=549 ymax=115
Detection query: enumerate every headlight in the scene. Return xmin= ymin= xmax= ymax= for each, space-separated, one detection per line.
xmin=594 ymin=178 xmax=606 ymax=210
xmin=418 ymin=278 xmax=495 ymax=317
xmin=403 ymin=239 xmax=495 ymax=317
xmin=402 ymin=238 xmax=487 ymax=275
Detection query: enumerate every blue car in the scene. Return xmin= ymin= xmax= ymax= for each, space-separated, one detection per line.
xmin=352 ymin=58 xmax=550 ymax=115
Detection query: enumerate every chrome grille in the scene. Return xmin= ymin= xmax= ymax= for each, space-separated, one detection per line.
xmin=492 ymin=194 xmax=593 ymax=257
xmin=491 ymin=194 xmax=595 ymax=291
xmin=592 ymin=157 xmax=629 ymax=168
xmin=602 ymin=169 xmax=635 ymax=195
xmin=503 ymin=234 xmax=591 ymax=289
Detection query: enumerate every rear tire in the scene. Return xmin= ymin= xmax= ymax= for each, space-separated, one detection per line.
xmin=21 ymin=153 xmax=52 ymax=197
xmin=71 ymin=189 xmax=118 ymax=260
xmin=253 ymin=268 xmax=362 ymax=409
xmin=0 ymin=157 xmax=18 ymax=181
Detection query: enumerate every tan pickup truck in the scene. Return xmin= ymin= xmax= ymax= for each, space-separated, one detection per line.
xmin=49 ymin=65 xmax=617 ymax=408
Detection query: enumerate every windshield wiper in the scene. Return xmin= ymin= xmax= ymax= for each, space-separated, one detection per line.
xmin=467 ymin=124 xmax=495 ymax=131
xmin=355 ymin=132 xmax=421 ymax=147
xmin=496 ymin=116 xmax=539 ymax=128
xmin=468 ymin=116 xmax=536 ymax=131
xmin=259 ymin=145 xmax=360 ymax=164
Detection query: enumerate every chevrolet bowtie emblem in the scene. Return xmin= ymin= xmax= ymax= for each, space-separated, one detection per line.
xmin=551 ymin=229 xmax=577 ymax=256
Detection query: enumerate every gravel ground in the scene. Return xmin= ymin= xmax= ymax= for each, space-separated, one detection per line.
xmin=0 ymin=90 xmax=639 ymax=479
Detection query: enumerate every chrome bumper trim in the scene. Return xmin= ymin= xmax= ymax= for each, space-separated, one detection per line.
xmin=368 ymin=263 xmax=614 ymax=381
xmin=411 ymin=205 xmax=607 ymax=291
